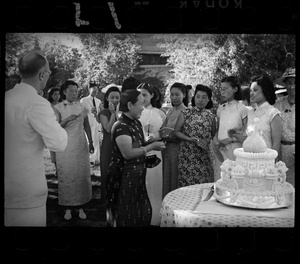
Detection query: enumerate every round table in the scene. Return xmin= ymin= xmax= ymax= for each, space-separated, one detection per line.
xmin=160 ymin=183 xmax=294 ymax=227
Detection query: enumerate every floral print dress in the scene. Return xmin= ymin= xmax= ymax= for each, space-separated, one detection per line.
xmin=178 ymin=107 xmax=215 ymax=187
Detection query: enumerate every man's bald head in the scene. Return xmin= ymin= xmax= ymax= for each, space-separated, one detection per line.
xmin=18 ymin=51 xmax=48 ymax=79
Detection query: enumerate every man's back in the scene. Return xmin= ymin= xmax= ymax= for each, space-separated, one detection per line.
xmin=5 ymin=82 xmax=67 ymax=208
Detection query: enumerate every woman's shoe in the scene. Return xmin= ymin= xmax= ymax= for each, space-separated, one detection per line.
xmin=64 ymin=209 xmax=72 ymax=220
xmin=78 ymin=208 xmax=87 ymax=220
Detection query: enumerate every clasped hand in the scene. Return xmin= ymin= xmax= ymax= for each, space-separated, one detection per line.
xmin=151 ymin=141 xmax=166 ymax=151
xmin=67 ymin=114 xmax=79 ymax=123
xmin=190 ymin=137 xmax=210 ymax=149
xmin=216 ymin=138 xmax=232 ymax=149
xmin=89 ymin=142 xmax=94 ymax=154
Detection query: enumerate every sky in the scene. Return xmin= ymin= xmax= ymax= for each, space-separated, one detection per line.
xmin=34 ymin=33 xmax=83 ymax=50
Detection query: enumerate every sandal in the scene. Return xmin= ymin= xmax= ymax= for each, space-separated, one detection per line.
xmin=78 ymin=208 xmax=87 ymax=220
xmin=64 ymin=209 xmax=72 ymax=220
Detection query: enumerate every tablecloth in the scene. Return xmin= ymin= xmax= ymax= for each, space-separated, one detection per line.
xmin=160 ymin=183 xmax=294 ymax=227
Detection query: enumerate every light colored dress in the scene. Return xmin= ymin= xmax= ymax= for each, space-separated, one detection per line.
xmin=80 ymin=95 xmax=102 ymax=164
xmin=247 ymin=102 xmax=281 ymax=149
xmin=139 ymin=105 xmax=166 ymax=226
xmin=274 ymin=96 xmax=295 ymax=186
xmin=217 ymin=100 xmax=248 ymax=161
xmin=50 ymin=102 xmax=60 ymax=165
xmin=54 ymin=100 xmax=92 ymax=206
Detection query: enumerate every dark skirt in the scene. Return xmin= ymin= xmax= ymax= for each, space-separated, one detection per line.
xmin=100 ymin=132 xmax=112 ymax=205
xmin=106 ymin=158 xmax=151 ymax=227
xmin=162 ymin=142 xmax=180 ymax=198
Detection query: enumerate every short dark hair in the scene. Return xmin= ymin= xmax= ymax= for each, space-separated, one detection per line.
xmin=18 ymin=51 xmax=47 ymax=79
xmin=47 ymin=87 xmax=61 ymax=103
xmin=89 ymin=82 xmax=98 ymax=89
xmin=251 ymin=74 xmax=277 ymax=105
xmin=121 ymin=76 xmax=141 ymax=93
xmin=170 ymin=82 xmax=189 ymax=107
xmin=59 ymin=80 xmax=78 ymax=100
xmin=119 ymin=89 xmax=141 ymax=112
xmin=191 ymin=84 xmax=213 ymax=109
xmin=221 ymin=76 xmax=242 ymax=101
xmin=103 ymin=86 xmax=121 ymax=108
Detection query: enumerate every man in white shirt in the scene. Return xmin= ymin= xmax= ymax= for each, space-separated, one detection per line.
xmin=5 ymin=51 xmax=68 ymax=226
xmin=80 ymin=84 xmax=102 ymax=165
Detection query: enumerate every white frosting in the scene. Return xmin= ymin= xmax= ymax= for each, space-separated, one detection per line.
xmin=234 ymin=148 xmax=278 ymax=160
xmin=216 ymin=145 xmax=294 ymax=208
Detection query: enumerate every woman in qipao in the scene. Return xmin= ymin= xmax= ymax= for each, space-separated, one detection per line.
xmin=175 ymin=84 xmax=216 ymax=187
xmin=54 ymin=80 xmax=94 ymax=221
xmin=138 ymin=83 xmax=166 ymax=226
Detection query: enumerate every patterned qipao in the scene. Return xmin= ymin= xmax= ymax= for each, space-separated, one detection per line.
xmin=106 ymin=113 xmax=151 ymax=227
xmin=178 ymin=107 xmax=215 ymax=187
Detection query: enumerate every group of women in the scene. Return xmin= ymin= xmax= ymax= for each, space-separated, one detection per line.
xmin=47 ymin=68 xmax=295 ymax=227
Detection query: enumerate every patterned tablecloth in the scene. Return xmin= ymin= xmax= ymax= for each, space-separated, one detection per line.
xmin=160 ymin=183 xmax=294 ymax=227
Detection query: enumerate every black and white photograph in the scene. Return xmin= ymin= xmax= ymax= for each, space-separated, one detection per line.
xmin=2 ymin=0 xmax=297 ymax=263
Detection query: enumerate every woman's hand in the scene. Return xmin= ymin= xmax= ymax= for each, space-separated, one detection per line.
xmin=217 ymin=138 xmax=233 ymax=149
xmin=190 ymin=137 xmax=210 ymax=149
xmin=189 ymin=137 xmax=199 ymax=143
xmin=108 ymin=102 xmax=116 ymax=114
xmin=66 ymin=114 xmax=79 ymax=123
xmin=91 ymin=107 xmax=97 ymax=116
xmin=89 ymin=142 xmax=94 ymax=154
xmin=150 ymin=141 xmax=166 ymax=151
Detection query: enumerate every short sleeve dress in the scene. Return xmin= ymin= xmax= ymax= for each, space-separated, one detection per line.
xmin=177 ymin=107 xmax=215 ymax=187
xmin=106 ymin=113 xmax=151 ymax=227
xmin=247 ymin=102 xmax=281 ymax=149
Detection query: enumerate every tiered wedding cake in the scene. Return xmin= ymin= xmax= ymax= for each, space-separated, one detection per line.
xmin=214 ymin=118 xmax=295 ymax=209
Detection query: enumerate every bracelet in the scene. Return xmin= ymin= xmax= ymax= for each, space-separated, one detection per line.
xmin=140 ymin=146 xmax=147 ymax=156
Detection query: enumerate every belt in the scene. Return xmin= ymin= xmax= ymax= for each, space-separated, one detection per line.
xmin=281 ymin=140 xmax=295 ymax=145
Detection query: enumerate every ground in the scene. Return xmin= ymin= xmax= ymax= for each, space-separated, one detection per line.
xmin=44 ymin=148 xmax=106 ymax=227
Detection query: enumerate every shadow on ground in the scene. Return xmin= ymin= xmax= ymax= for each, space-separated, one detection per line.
xmin=46 ymin=174 xmax=107 ymax=227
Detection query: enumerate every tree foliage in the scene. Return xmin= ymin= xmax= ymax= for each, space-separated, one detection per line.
xmin=38 ymin=37 xmax=82 ymax=95
xmin=74 ymin=33 xmax=142 ymax=94
xmin=5 ymin=33 xmax=38 ymax=91
xmin=6 ymin=33 xmax=295 ymax=105
xmin=5 ymin=33 xmax=82 ymax=96
xmin=155 ymin=34 xmax=295 ymax=103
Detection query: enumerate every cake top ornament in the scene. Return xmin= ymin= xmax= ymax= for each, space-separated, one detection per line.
xmin=243 ymin=118 xmax=267 ymax=153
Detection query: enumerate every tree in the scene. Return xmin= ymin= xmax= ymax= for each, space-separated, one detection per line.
xmin=155 ymin=34 xmax=296 ymax=104
xmin=5 ymin=33 xmax=83 ymax=96
xmin=74 ymin=33 xmax=142 ymax=96
xmin=37 ymin=36 xmax=82 ymax=95
xmin=5 ymin=33 xmax=38 ymax=91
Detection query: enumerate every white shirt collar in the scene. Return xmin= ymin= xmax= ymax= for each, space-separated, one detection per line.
xmin=17 ymin=82 xmax=38 ymax=94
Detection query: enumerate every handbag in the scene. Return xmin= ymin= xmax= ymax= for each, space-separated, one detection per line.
xmin=159 ymin=127 xmax=180 ymax=143
xmin=145 ymin=154 xmax=161 ymax=168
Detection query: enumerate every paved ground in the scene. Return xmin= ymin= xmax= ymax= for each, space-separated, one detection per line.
xmin=46 ymin=164 xmax=107 ymax=227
